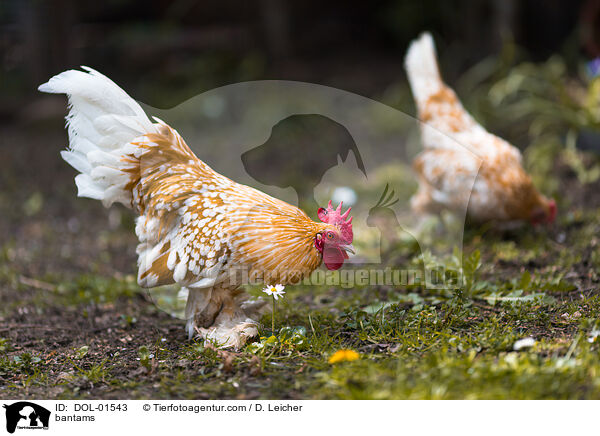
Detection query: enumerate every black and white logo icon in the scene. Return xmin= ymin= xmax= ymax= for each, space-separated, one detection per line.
xmin=3 ymin=402 xmax=50 ymax=434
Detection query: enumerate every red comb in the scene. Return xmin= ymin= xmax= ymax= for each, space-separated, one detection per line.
xmin=318 ymin=201 xmax=353 ymax=243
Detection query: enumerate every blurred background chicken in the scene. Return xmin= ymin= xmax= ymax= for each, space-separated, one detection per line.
xmin=38 ymin=67 xmax=354 ymax=348
xmin=405 ymin=32 xmax=557 ymax=225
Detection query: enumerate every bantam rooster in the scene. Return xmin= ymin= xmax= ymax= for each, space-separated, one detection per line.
xmin=405 ymin=33 xmax=556 ymax=225
xmin=39 ymin=67 xmax=354 ymax=348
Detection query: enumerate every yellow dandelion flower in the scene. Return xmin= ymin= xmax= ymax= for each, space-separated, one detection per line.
xmin=328 ymin=349 xmax=360 ymax=364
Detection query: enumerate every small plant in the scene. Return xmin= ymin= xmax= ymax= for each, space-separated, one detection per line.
xmin=462 ymin=249 xmax=481 ymax=296
xmin=71 ymin=359 xmax=110 ymax=385
xmin=119 ymin=314 xmax=138 ymax=328
xmin=562 ymin=130 xmax=600 ymax=184
xmin=0 ymin=338 xmax=12 ymax=353
xmin=138 ymin=345 xmax=153 ymax=370
xmin=277 ymin=326 xmax=308 ymax=351
xmin=262 ymin=284 xmax=286 ymax=335
xmin=74 ymin=345 xmax=89 ymax=359
xmin=12 ymin=352 xmax=42 ymax=376
xmin=246 ymin=326 xmax=307 ymax=354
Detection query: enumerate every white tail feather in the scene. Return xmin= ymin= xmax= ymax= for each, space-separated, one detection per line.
xmin=404 ymin=32 xmax=444 ymax=108
xmin=39 ymin=66 xmax=156 ymax=208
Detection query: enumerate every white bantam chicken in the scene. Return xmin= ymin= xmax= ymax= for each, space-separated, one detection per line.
xmin=39 ymin=68 xmax=354 ymax=348
xmin=405 ymin=33 xmax=556 ymax=225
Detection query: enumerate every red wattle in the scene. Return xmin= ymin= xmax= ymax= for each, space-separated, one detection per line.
xmin=323 ymin=246 xmax=345 ymax=270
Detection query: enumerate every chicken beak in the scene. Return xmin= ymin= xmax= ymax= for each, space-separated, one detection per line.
xmin=341 ymin=244 xmax=355 ymax=255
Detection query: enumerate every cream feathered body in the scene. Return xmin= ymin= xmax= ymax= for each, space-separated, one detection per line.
xmin=405 ymin=33 xmax=556 ymax=224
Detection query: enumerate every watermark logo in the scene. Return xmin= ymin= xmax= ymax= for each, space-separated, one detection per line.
xmin=135 ymin=80 xmax=481 ymax=318
xmin=3 ymin=402 xmax=50 ymax=434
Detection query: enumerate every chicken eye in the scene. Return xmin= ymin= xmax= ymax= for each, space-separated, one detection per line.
xmin=326 ymin=232 xmax=334 ymax=239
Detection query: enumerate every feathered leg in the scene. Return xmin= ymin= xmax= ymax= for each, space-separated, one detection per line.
xmin=184 ymin=286 xmax=218 ymax=339
xmin=186 ymin=285 xmax=267 ymax=349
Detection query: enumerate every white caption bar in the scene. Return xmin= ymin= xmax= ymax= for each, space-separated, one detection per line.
xmin=0 ymin=400 xmax=597 ymax=435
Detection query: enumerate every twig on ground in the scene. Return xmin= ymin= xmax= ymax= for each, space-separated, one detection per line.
xmin=18 ymin=276 xmax=56 ymax=291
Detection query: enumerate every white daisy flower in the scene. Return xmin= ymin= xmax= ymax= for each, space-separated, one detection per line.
xmin=588 ymin=330 xmax=600 ymax=343
xmin=262 ymin=284 xmax=286 ymax=300
xmin=513 ymin=337 xmax=536 ymax=351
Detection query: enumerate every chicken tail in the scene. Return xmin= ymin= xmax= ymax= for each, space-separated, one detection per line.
xmin=39 ymin=67 xmax=157 ymax=209
xmin=404 ymin=32 xmax=444 ymax=109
